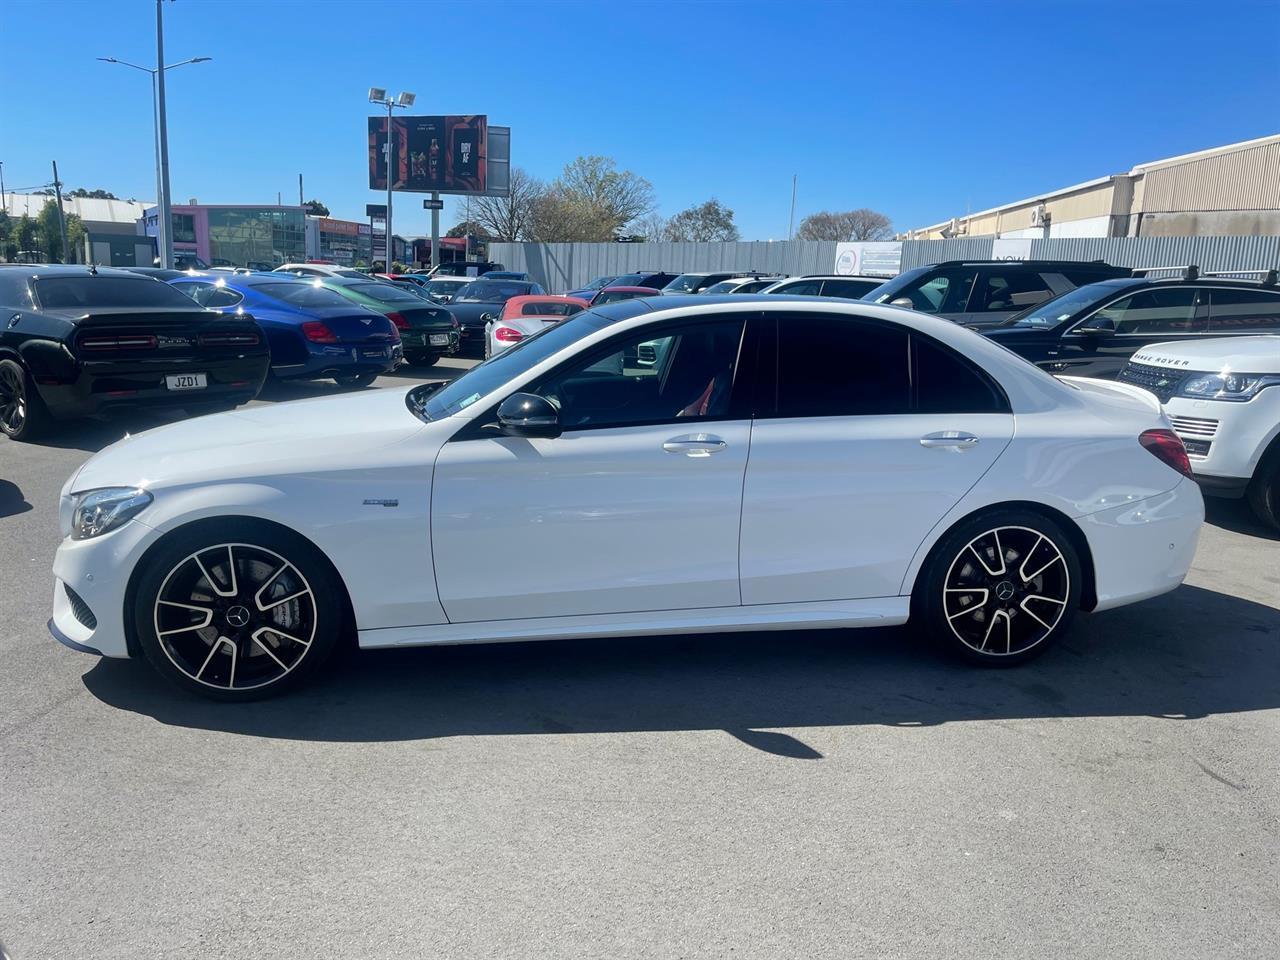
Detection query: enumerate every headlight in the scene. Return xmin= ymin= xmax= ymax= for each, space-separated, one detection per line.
xmin=70 ymin=487 xmax=153 ymax=540
xmin=1178 ymin=372 xmax=1280 ymax=402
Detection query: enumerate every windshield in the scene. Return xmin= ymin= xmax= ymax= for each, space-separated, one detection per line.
xmin=424 ymin=279 xmax=464 ymax=296
xmin=253 ymin=281 xmax=357 ymax=308
xmin=34 ymin=275 xmax=202 ymax=310
xmin=866 ymin=267 xmax=928 ymax=303
xmin=1008 ymin=283 xmax=1111 ymax=327
xmin=418 ymin=309 xmax=617 ymax=420
xmin=594 ymin=289 xmax=652 ymax=305
xmin=702 ymin=280 xmax=745 ymax=295
xmin=453 ymin=279 xmax=533 ymax=303
xmin=345 ymin=281 xmax=421 ymax=304
xmin=662 ymin=274 xmax=709 ymax=293
xmin=583 ymin=275 xmax=616 ymax=290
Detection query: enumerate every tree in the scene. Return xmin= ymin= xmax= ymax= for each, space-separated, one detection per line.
xmin=303 ymin=199 xmax=330 ymax=217
xmin=635 ymin=212 xmax=668 ymax=243
xmin=663 ymin=199 xmax=740 ymax=242
xmin=15 ymin=214 xmax=38 ymax=257
xmin=468 ymin=167 xmax=544 ymax=241
xmin=796 ymin=208 xmax=893 ymax=241
xmin=67 ymin=188 xmax=119 ymax=200
xmin=446 ymin=220 xmax=491 ymax=239
xmin=548 ymin=155 xmax=655 ymax=241
xmin=36 ymin=200 xmax=72 ymax=262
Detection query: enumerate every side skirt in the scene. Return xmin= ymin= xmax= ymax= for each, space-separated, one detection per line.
xmin=358 ymin=596 xmax=911 ymax=650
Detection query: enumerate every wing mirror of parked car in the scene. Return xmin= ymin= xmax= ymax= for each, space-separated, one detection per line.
xmin=495 ymin=392 xmax=561 ymax=439
xmin=1074 ymin=320 xmax=1115 ymax=335
xmin=889 ymin=297 xmax=914 ymax=309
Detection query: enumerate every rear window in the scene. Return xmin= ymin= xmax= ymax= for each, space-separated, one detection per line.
xmin=345 ymin=282 xmax=421 ymax=304
xmin=252 ymin=282 xmax=355 ymax=308
xmin=33 ymin=276 xmax=200 ymax=310
xmin=663 ymin=274 xmax=712 ymax=294
xmin=522 ymin=301 xmax=583 ymax=317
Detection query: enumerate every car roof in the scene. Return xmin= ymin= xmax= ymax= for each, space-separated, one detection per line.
xmin=775 ymin=274 xmax=882 ymax=282
xmin=506 ymin=294 xmax=588 ymax=304
xmin=1 ymin=264 xmax=161 ymax=279
xmin=599 ymin=285 xmax=662 ymax=293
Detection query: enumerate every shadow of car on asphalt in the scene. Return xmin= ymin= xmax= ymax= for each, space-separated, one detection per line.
xmin=1204 ymin=496 xmax=1279 ymax=542
xmin=81 ymin=583 xmax=1280 ymax=759
xmin=0 ymin=478 xmax=32 ymax=518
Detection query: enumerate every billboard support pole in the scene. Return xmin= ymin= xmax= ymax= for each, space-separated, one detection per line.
xmin=431 ymin=191 xmax=440 ymax=269
xmin=385 ymin=102 xmax=394 ymax=270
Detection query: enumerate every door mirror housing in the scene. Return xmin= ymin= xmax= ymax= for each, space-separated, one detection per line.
xmin=496 ymin=392 xmax=561 ymax=439
xmin=1074 ymin=322 xmax=1114 ymax=336
xmin=889 ymin=297 xmax=914 ymax=309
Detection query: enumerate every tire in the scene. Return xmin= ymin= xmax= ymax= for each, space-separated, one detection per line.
xmin=0 ymin=358 xmax=51 ymax=442
xmin=913 ymin=508 xmax=1082 ymax=666
xmin=334 ymin=372 xmax=378 ymax=388
xmin=1246 ymin=450 xmax=1280 ymax=533
xmin=132 ymin=519 xmax=345 ymax=701
xmin=406 ymin=352 xmax=439 ymax=368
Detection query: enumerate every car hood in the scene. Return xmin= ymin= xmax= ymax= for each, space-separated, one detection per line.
xmin=70 ymin=388 xmax=431 ymax=492
xmin=982 ymin=324 xmax=1057 ymax=340
xmin=1130 ymin=335 xmax=1280 ymax=374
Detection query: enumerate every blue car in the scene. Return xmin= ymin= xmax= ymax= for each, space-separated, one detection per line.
xmin=169 ymin=273 xmax=401 ymax=386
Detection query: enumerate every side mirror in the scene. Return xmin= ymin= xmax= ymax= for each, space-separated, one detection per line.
xmin=496 ymin=392 xmax=561 ymax=439
xmin=1074 ymin=322 xmax=1114 ymax=336
xmin=889 ymin=297 xmax=914 ymax=309
xmin=480 ymin=312 xmax=496 ymax=323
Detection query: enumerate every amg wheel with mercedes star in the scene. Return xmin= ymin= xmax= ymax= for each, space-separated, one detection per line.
xmin=915 ymin=509 xmax=1082 ymax=665
xmin=0 ymin=358 xmax=51 ymax=442
xmin=133 ymin=520 xmax=344 ymax=700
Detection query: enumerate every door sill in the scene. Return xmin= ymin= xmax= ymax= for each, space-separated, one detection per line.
xmin=358 ymin=597 xmax=911 ymax=649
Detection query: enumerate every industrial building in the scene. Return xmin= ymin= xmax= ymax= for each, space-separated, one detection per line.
xmin=3 ymin=192 xmax=155 ymax=265
xmin=905 ymin=134 xmax=1280 ymax=240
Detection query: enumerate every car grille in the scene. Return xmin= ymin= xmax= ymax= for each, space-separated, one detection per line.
xmin=64 ymin=584 xmax=98 ymax=630
xmin=1117 ymin=362 xmax=1188 ymax=403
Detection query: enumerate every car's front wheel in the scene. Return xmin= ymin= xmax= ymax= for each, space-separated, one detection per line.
xmin=133 ymin=521 xmax=344 ymax=700
xmin=914 ymin=509 xmax=1082 ymax=665
xmin=1246 ymin=447 xmax=1280 ymax=533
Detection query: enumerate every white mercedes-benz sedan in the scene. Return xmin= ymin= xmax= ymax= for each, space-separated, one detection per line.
xmin=49 ymin=295 xmax=1204 ymax=700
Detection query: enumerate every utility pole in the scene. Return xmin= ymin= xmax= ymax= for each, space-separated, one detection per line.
xmin=385 ymin=101 xmax=394 ymax=268
xmin=154 ymin=0 xmax=174 ymax=268
xmin=787 ymin=174 xmax=797 ymax=241
xmin=430 ymin=192 xmax=440 ymax=268
xmin=1 ymin=160 xmax=6 ymax=211
xmin=51 ymin=161 xmax=70 ymax=263
xmin=298 ymin=173 xmax=304 ymax=208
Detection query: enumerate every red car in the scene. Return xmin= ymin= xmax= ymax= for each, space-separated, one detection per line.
xmin=589 ymin=285 xmax=662 ymax=306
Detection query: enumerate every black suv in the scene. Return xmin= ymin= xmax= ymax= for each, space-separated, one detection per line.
xmin=983 ymin=267 xmax=1280 ymax=378
xmin=864 ymin=259 xmax=1131 ymax=328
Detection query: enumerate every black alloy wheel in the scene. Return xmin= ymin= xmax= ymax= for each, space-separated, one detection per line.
xmin=0 ymin=358 xmax=49 ymax=441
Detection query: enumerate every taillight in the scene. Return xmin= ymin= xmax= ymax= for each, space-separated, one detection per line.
xmin=302 ymin=321 xmax=338 ymax=344
xmin=78 ymin=334 xmax=157 ymax=351
xmin=198 ymin=332 xmax=260 ymax=347
xmin=387 ymin=311 xmax=409 ymax=330
xmin=1139 ymin=429 xmax=1194 ymax=479
xmin=494 ymin=326 xmax=524 ymax=343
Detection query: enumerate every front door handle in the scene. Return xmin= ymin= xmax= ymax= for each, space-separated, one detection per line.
xmin=663 ymin=434 xmax=727 ymax=457
xmin=920 ymin=431 xmax=980 ymax=450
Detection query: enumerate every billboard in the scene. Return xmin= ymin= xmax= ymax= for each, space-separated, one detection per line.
xmin=368 ymin=115 xmax=487 ymax=194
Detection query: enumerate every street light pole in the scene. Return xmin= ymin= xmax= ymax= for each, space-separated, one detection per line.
xmin=368 ymin=88 xmax=415 ymax=272
xmin=98 ymin=44 xmax=210 ymax=269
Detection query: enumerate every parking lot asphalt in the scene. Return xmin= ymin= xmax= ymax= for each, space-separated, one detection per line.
xmin=1 ymin=362 xmax=1278 ymax=960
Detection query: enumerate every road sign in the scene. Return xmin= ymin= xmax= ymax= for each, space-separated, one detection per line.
xmin=422 ymin=198 xmax=444 ymax=210
xmin=366 ymin=203 xmax=387 ymax=218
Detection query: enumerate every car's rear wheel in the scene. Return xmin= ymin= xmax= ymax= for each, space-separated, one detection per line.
xmin=133 ymin=521 xmax=344 ymax=700
xmin=1246 ymin=450 xmax=1280 ymax=533
xmin=334 ymin=372 xmax=378 ymax=387
xmin=915 ymin=509 xmax=1081 ymax=665
xmin=406 ymin=352 xmax=439 ymax=368
xmin=0 ymin=358 xmax=51 ymax=442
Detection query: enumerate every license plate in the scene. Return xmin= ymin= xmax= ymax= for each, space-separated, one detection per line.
xmin=165 ymin=373 xmax=207 ymax=391
xmin=429 ymin=334 xmax=450 ymax=346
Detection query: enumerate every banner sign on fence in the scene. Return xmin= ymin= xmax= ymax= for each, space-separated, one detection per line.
xmin=834 ymin=241 xmax=902 ymax=277
xmin=991 ymin=238 xmax=1035 ymax=261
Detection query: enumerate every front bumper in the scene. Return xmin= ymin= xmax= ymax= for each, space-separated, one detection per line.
xmin=1080 ymin=476 xmax=1204 ymax=612
xmin=49 ymin=518 xmax=163 ymax=659
xmin=1164 ymin=392 xmax=1280 ymax=493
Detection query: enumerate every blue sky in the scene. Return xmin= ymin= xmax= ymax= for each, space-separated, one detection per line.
xmin=2 ymin=0 xmax=1278 ymax=239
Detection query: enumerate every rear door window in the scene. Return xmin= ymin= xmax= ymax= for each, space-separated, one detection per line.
xmin=1208 ymin=288 xmax=1280 ymax=333
xmin=912 ymin=335 xmax=1009 ymax=413
xmin=820 ymin=278 xmax=879 ymax=298
xmin=773 ymin=314 xmax=911 ymax=418
xmin=772 ymin=279 xmax=823 ymax=296
xmin=903 ymin=268 xmax=978 ymax=313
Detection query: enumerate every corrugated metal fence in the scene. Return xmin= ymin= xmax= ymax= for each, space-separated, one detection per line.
xmin=491 ymin=235 xmax=1280 ymax=293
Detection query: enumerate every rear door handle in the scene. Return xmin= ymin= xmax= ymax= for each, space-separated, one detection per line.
xmin=920 ymin=431 xmax=980 ymax=449
xmin=663 ymin=434 xmax=727 ymax=457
